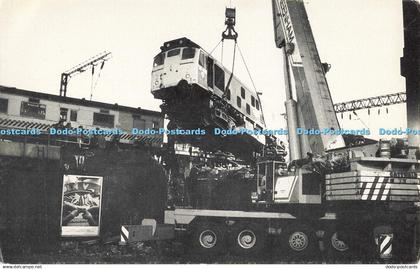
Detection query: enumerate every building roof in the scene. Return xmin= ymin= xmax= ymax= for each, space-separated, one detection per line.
xmin=0 ymin=85 xmax=163 ymax=117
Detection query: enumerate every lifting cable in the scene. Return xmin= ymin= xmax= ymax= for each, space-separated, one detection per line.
xmin=216 ymin=6 xmax=258 ymax=106
xmin=223 ymin=41 xmax=237 ymax=99
xmin=210 ymin=39 xmax=223 ymax=55
xmin=235 ymin=44 xmax=266 ymax=124
xmin=237 ymin=44 xmax=257 ymax=93
xmin=221 ymin=41 xmax=224 ymax=64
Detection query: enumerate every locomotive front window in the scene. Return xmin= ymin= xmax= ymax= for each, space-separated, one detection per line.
xmin=153 ymin=53 xmax=165 ymax=67
xmin=199 ymin=51 xmax=206 ymax=67
xmin=182 ymin=47 xmax=196 ymax=60
xmin=226 ymin=89 xmax=231 ymax=100
xmin=167 ymin=49 xmax=180 ymax=57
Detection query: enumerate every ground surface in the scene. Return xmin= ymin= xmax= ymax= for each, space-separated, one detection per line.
xmin=3 ymin=240 xmax=407 ymax=264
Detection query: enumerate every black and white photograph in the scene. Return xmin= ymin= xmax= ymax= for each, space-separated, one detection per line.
xmin=61 ymin=175 xmax=102 ymax=237
xmin=0 ymin=0 xmax=419 ymax=266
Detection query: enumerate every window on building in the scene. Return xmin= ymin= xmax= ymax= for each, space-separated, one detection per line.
xmin=70 ymin=110 xmax=78 ymax=121
xmin=0 ymin=98 xmax=8 ymax=113
xmin=152 ymin=121 xmax=160 ymax=130
xmin=167 ymin=49 xmax=180 ymax=57
xmin=246 ymin=104 xmax=251 ymax=115
xmin=256 ymin=100 xmax=260 ymax=110
xmin=153 ymin=53 xmax=165 ymax=67
xmin=214 ymin=65 xmax=225 ymax=91
xmin=93 ymin=112 xmax=114 ymax=128
xmin=133 ymin=117 xmax=146 ymax=129
xmin=20 ymin=101 xmax=46 ymax=119
xmin=237 ymin=96 xmax=241 ymax=108
xmin=181 ymin=47 xmax=196 ymax=60
xmin=241 ymin=87 xmax=246 ymax=99
xmin=251 ymin=96 xmax=255 ymax=107
xmin=60 ymin=108 xmax=68 ymax=121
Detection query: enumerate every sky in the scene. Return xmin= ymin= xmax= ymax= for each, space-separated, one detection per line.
xmin=0 ymin=0 xmax=407 ymax=139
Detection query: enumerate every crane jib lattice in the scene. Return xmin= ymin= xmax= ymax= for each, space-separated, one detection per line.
xmin=333 ymin=92 xmax=406 ymax=113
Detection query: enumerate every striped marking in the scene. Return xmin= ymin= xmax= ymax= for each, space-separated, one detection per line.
xmin=378 ymin=234 xmax=393 ymax=258
xmin=361 ymin=182 xmax=373 ymax=200
xmin=377 ymin=177 xmax=389 ymax=200
xmin=328 ymin=175 xmax=420 ymax=201
xmin=0 ymin=118 xmax=50 ymax=132
xmin=0 ymin=117 xmax=163 ymax=146
xmin=371 ymin=177 xmax=385 ymax=200
xmin=327 ymin=177 xmax=420 ymax=185
xmin=120 ymin=226 xmax=129 ymax=243
xmin=367 ymin=176 xmax=380 ymax=200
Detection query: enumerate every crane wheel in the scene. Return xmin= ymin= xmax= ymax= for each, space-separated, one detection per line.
xmin=229 ymin=222 xmax=266 ymax=256
xmin=328 ymin=231 xmax=349 ymax=253
xmin=190 ymin=222 xmax=225 ymax=255
xmin=324 ymin=229 xmax=352 ymax=262
xmin=282 ymin=225 xmax=316 ymax=256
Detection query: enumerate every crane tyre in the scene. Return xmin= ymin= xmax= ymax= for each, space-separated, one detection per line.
xmin=190 ymin=222 xmax=225 ymax=255
xmin=282 ymin=225 xmax=316 ymax=257
xmin=325 ymin=230 xmax=351 ymax=261
xmin=229 ymin=222 xmax=266 ymax=256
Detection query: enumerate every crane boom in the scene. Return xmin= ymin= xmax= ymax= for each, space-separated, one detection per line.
xmin=272 ymin=0 xmax=345 ymax=157
xmin=334 ymin=92 xmax=406 ymax=113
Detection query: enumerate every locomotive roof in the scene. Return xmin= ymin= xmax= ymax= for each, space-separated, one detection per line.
xmin=160 ymin=37 xmax=200 ymax=52
xmin=0 ymin=85 xmax=162 ymax=117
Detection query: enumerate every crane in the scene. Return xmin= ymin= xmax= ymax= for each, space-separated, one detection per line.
xmin=272 ymin=0 xmax=346 ymax=159
xmin=59 ymin=51 xmax=112 ymax=97
xmin=333 ymin=92 xmax=406 ymax=113
xmin=123 ymin=1 xmax=419 ymax=262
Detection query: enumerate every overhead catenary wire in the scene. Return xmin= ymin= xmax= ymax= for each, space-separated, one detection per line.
xmin=351 ymin=110 xmax=370 ymax=130
xmin=91 ymin=61 xmax=106 ymax=100
xmin=90 ymin=65 xmax=95 ymax=101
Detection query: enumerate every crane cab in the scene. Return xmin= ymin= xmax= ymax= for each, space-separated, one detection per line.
xmin=254 ymin=160 xmax=322 ymax=205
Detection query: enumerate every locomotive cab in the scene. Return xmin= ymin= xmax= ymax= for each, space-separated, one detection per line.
xmin=151 ymin=38 xmax=202 ymax=99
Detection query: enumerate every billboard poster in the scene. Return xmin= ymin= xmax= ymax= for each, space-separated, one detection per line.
xmin=60 ymin=174 xmax=103 ymax=237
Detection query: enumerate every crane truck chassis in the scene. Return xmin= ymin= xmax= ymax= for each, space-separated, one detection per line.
xmin=120 ymin=154 xmax=419 ymax=262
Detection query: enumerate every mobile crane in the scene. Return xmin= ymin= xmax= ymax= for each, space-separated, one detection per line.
xmin=121 ymin=0 xmax=419 ymax=262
